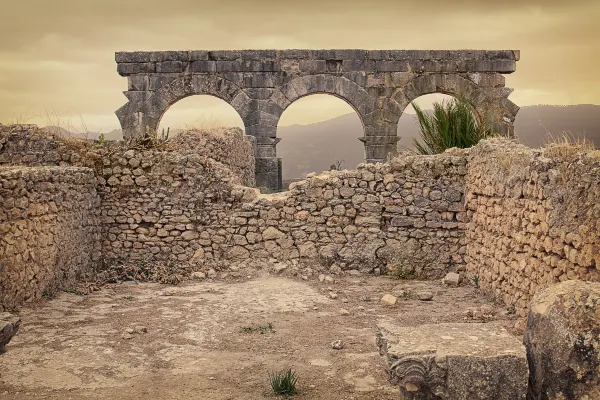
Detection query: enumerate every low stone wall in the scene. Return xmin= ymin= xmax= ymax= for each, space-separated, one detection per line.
xmin=100 ymin=145 xmax=468 ymax=278
xmin=0 ymin=124 xmax=91 ymax=167
xmin=3 ymin=124 xmax=600 ymax=317
xmin=465 ymin=139 xmax=600 ymax=315
xmin=0 ymin=166 xmax=101 ymax=311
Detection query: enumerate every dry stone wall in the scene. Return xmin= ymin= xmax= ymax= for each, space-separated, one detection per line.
xmin=2 ymin=124 xmax=600 ymax=317
xmin=0 ymin=124 xmax=92 ymax=167
xmin=465 ymin=139 xmax=600 ymax=316
xmin=100 ymin=144 xmax=468 ymax=278
xmin=0 ymin=166 xmax=101 ymax=311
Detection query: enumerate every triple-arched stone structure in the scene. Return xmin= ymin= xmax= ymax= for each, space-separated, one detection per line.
xmin=115 ymin=49 xmax=520 ymax=189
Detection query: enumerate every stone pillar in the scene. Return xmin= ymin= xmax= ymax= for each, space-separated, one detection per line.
xmin=360 ymin=135 xmax=400 ymax=163
xmin=254 ymin=137 xmax=282 ymax=191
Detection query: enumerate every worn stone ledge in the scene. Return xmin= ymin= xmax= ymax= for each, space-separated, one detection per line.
xmin=377 ymin=321 xmax=528 ymax=399
xmin=116 ymin=49 xmax=519 ymax=64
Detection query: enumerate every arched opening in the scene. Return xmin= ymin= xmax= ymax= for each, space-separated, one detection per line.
xmin=276 ymin=94 xmax=364 ymax=187
xmin=158 ymin=95 xmax=245 ymax=135
xmin=397 ymin=93 xmax=482 ymax=153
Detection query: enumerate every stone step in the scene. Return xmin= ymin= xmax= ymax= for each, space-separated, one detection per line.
xmin=376 ymin=321 xmax=527 ymax=400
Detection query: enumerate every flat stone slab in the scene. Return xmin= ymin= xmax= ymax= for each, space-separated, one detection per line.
xmin=376 ymin=321 xmax=528 ymax=400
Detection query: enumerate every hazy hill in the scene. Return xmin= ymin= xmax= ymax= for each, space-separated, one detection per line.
xmin=278 ymin=104 xmax=600 ymax=179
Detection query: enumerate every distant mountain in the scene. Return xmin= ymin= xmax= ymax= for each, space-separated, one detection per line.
xmin=278 ymin=104 xmax=600 ymax=179
xmin=44 ymin=126 xmax=122 ymax=141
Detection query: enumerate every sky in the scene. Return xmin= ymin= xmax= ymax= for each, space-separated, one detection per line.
xmin=1 ymin=0 xmax=599 ymax=133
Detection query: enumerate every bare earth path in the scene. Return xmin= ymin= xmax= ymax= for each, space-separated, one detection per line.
xmin=0 ymin=275 xmax=518 ymax=399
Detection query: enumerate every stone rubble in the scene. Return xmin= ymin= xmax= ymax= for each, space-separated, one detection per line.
xmin=380 ymin=294 xmax=398 ymax=306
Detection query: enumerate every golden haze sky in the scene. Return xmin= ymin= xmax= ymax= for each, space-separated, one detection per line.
xmin=0 ymin=0 xmax=599 ymax=133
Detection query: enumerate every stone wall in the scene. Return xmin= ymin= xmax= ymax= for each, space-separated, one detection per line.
xmin=0 ymin=124 xmax=92 ymax=167
xmin=0 ymin=166 xmax=101 ymax=311
xmin=3 ymin=124 xmax=600 ymax=316
xmin=100 ymin=143 xmax=468 ymax=278
xmin=465 ymin=139 xmax=600 ymax=316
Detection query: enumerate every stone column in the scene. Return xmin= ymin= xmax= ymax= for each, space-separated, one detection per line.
xmin=360 ymin=135 xmax=400 ymax=163
xmin=254 ymin=137 xmax=282 ymax=191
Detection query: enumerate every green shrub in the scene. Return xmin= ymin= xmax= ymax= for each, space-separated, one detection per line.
xmin=269 ymin=369 xmax=298 ymax=396
xmin=412 ymin=97 xmax=494 ymax=155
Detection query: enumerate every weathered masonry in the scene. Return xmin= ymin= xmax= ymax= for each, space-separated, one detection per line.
xmin=115 ymin=49 xmax=520 ymax=189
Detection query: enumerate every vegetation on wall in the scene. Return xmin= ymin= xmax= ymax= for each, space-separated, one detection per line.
xmin=412 ymin=97 xmax=494 ymax=155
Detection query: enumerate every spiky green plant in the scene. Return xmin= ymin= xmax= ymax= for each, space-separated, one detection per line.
xmin=269 ymin=369 xmax=298 ymax=396
xmin=412 ymin=97 xmax=494 ymax=155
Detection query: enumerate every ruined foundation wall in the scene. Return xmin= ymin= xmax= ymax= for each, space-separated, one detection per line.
xmin=465 ymin=139 xmax=600 ymax=316
xmin=0 ymin=166 xmax=101 ymax=311
xmin=5 ymin=124 xmax=600 ymax=316
xmin=0 ymin=124 xmax=92 ymax=167
xmin=100 ymin=146 xmax=468 ymax=279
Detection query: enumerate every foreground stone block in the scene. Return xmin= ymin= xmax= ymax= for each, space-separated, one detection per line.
xmin=442 ymin=272 xmax=461 ymax=286
xmin=0 ymin=313 xmax=21 ymax=350
xmin=524 ymin=280 xmax=600 ymax=400
xmin=376 ymin=321 xmax=527 ymax=399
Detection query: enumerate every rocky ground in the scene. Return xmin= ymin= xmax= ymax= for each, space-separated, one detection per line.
xmin=0 ymin=273 xmax=520 ymax=399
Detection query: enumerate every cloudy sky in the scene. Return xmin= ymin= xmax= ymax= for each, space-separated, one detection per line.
xmin=1 ymin=0 xmax=598 ymax=133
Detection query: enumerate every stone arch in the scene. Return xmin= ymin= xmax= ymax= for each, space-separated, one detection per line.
xmin=266 ymin=75 xmax=386 ymax=163
xmin=116 ymin=74 xmax=246 ymax=143
xmin=276 ymin=93 xmax=366 ymax=180
xmin=393 ymin=74 xmax=519 ymax=136
xmin=273 ymin=74 xmax=377 ymax=129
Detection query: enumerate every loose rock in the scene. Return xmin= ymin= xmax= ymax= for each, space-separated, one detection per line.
xmin=380 ymin=294 xmax=397 ymax=306
xmin=417 ymin=291 xmax=434 ymax=301
xmin=442 ymin=272 xmax=461 ymax=286
xmin=331 ymin=340 xmax=344 ymax=350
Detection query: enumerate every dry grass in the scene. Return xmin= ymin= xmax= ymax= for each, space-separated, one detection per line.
xmin=541 ymin=131 xmax=596 ymax=159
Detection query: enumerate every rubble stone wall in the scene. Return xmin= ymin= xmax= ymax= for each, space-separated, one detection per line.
xmin=3 ymin=124 xmax=600 ymax=317
xmin=465 ymin=139 xmax=600 ymax=316
xmin=100 ymin=146 xmax=468 ymax=279
xmin=0 ymin=124 xmax=93 ymax=167
xmin=0 ymin=166 xmax=101 ymax=311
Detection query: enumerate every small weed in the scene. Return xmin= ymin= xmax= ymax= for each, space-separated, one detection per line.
xmin=506 ymin=305 xmax=516 ymax=315
xmin=241 ymin=323 xmax=275 ymax=334
xmin=472 ymin=275 xmax=479 ymax=289
xmin=269 ymin=369 xmax=298 ymax=396
xmin=62 ymin=288 xmax=85 ymax=296
xmin=259 ymin=186 xmax=278 ymax=194
xmin=389 ymin=264 xmax=416 ymax=280
xmin=121 ymin=296 xmax=134 ymax=301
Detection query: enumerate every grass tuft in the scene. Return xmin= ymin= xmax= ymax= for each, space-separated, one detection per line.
xmin=240 ymin=323 xmax=275 ymax=334
xmin=269 ymin=369 xmax=298 ymax=396
xmin=541 ymin=131 xmax=596 ymax=159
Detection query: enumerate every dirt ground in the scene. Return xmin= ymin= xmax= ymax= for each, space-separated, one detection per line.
xmin=0 ymin=273 xmax=519 ymax=399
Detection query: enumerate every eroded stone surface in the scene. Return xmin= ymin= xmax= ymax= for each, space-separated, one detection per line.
xmin=376 ymin=321 xmax=528 ymax=399
xmin=0 ymin=313 xmax=21 ymax=350
xmin=524 ymin=280 xmax=600 ymax=400
xmin=465 ymin=139 xmax=600 ymax=316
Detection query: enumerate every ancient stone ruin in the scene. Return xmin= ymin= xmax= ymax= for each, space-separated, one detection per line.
xmin=115 ymin=49 xmax=520 ymax=189
xmin=0 ymin=50 xmax=599 ymax=400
